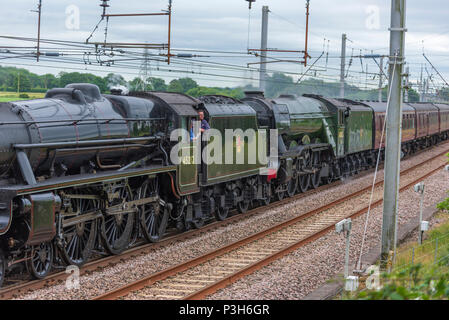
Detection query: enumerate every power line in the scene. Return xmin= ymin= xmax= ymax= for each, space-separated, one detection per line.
xmin=1 ymin=40 xmax=441 ymax=94
xmin=0 ymin=54 xmax=383 ymax=91
xmin=1 ymin=27 xmax=447 ymax=95
xmin=423 ymin=53 xmax=449 ymax=87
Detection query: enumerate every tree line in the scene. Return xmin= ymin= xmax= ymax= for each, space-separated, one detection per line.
xmin=0 ymin=65 xmax=432 ymax=102
xmin=253 ymin=72 xmax=421 ymax=102
xmin=0 ymin=65 xmax=246 ymax=99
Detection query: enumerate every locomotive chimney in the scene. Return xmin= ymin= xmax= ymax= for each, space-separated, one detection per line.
xmin=244 ymin=91 xmax=265 ymax=98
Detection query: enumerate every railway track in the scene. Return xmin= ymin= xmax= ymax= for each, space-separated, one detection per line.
xmin=93 ymin=148 xmax=449 ymax=300
xmin=0 ymin=162 xmax=345 ymax=299
xmin=1 ymin=143 xmax=447 ymax=300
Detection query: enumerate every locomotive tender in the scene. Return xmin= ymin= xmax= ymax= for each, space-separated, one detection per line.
xmin=0 ymin=83 xmax=448 ymax=286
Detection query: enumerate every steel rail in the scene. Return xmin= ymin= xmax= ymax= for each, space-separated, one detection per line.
xmin=93 ymin=148 xmax=449 ymax=300
xmin=0 ymin=171 xmax=339 ymax=299
xmin=1 ymin=142 xmax=447 ymax=299
xmin=184 ymin=162 xmax=446 ymax=300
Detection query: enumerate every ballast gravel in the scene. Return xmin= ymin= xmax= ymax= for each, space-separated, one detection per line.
xmin=13 ymin=144 xmax=449 ymax=300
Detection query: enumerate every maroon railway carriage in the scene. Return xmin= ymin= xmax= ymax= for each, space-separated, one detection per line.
xmin=407 ymin=103 xmax=440 ymax=147
xmin=433 ymin=103 xmax=449 ymax=140
xmin=362 ymin=101 xmax=416 ymax=151
xmin=363 ymin=101 xmax=449 ymax=156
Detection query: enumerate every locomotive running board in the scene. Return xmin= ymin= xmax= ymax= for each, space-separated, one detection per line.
xmin=278 ymin=143 xmax=331 ymax=159
xmin=0 ymin=164 xmax=176 ymax=197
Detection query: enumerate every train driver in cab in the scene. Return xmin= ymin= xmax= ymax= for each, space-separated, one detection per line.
xmin=198 ymin=110 xmax=210 ymax=132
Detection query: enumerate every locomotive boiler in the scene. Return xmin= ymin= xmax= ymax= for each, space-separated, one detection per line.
xmin=0 ymin=83 xmax=167 ymax=180
xmin=0 ymin=84 xmax=180 ymax=283
xmin=242 ymin=92 xmax=336 ymax=198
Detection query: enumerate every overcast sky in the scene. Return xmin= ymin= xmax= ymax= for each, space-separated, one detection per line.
xmin=1 ymin=0 xmax=448 ymax=91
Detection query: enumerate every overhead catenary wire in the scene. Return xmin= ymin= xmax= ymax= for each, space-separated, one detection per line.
xmin=296 ymin=51 xmax=325 ymax=83
xmin=345 ymin=48 xmax=354 ymax=78
xmin=0 ymin=39 xmax=389 ymax=90
xmin=424 ymin=65 xmax=438 ymax=91
xmin=246 ymin=5 xmax=252 ymax=51
xmin=423 ymin=53 xmax=449 ymax=87
xmin=1 ymin=32 xmax=447 ymax=96
xmin=0 ymin=35 xmax=419 ymax=64
xmin=0 ymin=0 xmax=446 ymax=107
xmin=1 ymin=47 xmax=386 ymax=78
xmin=0 ymin=54 xmax=384 ymax=91
xmin=4 ymin=41 xmax=437 ymax=93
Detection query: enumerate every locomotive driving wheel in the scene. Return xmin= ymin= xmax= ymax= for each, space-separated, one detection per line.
xmin=191 ymin=216 xmax=205 ymax=229
xmin=215 ymin=206 xmax=229 ymax=221
xmin=310 ymin=152 xmax=321 ymax=189
xmin=274 ymin=184 xmax=286 ymax=201
xmin=298 ymin=150 xmax=311 ymax=193
xmin=101 ymin=184 xmax=135 ymax=255
xmin=237 ymin=201 xmax=249 ymax=213
xmin=0 ymin=249 xmax=5 ymax=287
xmin=60 ymin=190 xmax=98 ymax=267
xmin=236 ymin=187 xmax=250 ymax=214
xmin=297 ymin=174 xmax=310 ymax=193
xmin=139 ymin=178 xmax=167 ymax=243
xmin=26 ymin=242 xmax=53 ymax=279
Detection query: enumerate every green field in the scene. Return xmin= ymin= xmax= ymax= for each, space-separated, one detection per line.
xmin=393 ymin=211 xmax=449 ymax=271
xmin=0 ymin=92 xmax=45 ymax=102
xmin=341 ymin=211 xmax=449 ymax=300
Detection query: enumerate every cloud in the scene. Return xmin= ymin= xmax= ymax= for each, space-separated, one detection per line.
xmin=0 ymin=0 xmax=448 ymax=88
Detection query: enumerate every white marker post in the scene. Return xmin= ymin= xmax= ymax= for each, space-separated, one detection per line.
xmin=336 ymin=218 xmax=357 ymax=291
xmin=414 ymin=182 xmax=425 ymax=245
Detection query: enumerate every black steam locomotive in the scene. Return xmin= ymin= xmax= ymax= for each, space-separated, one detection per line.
xmin=0 ymin=83 xmax=447 ymax=287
